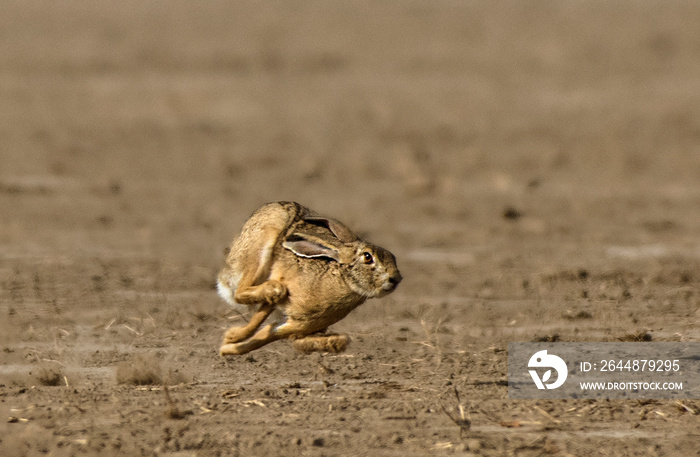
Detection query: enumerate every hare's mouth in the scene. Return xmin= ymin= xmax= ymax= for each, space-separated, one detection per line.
xmin=379 ymin=273 xmax=402 ymax=295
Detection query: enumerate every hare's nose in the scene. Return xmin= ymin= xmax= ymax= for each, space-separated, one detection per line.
xmin=388 ymin=273 xmax=402 ymax=287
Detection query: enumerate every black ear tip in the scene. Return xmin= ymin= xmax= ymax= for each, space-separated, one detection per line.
xmin=303 ymin=216 xmax=358 ymax=243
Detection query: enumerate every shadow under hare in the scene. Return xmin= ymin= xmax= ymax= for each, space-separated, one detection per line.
xmin=218 ymin=201 xmax=402 ymax=355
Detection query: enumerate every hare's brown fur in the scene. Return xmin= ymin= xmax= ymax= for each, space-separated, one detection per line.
xmin=218 ymin=201 xmax=401 ymax=355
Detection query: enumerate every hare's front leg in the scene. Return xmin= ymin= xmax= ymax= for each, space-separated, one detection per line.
xmin=222 ymin=303 xmax=275 ymax=344
xmin=292 ymin=333 xmax=349 ymax=353
xmin=220 ymin=320 xmax=308 ymax=356
xmin=220 ymin=322 xmax=349 ymax=356
xmin=220 ymin=266 xmax=287 ymax=346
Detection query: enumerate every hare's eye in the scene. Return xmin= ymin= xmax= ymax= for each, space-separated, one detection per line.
xmin=363 ymin=252 xmax=374 ymax=264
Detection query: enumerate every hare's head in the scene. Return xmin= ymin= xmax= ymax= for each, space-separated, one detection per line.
xmin=345 ymin=242 xmax=402 ymax=298
xmin=282 ymin=224 xmax=402 ymax=299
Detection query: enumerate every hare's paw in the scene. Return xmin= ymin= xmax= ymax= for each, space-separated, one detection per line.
xmin=220 ymin=343 xmax=246 ymax=356
xmin=292 ymin=333 xmax=349 ymax=353
xmin=233 ymin=280 xmax=287 ymax=305
xmin=261 ymin=280 xmax=287 ymax=305
xmin=222 ymin=326 xmax=249 ymax=344
xmin=321 ymin=334 xmax=350 ymax=353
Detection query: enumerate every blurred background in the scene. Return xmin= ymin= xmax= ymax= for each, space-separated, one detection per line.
xmin=2 ymin=2 xmax=700 ymax=454
xmin=1 ymin=0 xmax=699 ymax=274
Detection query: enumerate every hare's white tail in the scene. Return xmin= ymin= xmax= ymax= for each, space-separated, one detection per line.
xmin=216 ymin=273 xmax=240 ymax=306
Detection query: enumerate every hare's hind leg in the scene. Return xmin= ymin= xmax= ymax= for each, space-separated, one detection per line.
xmin=220 ymin=323 xmax=279 ymax=355
xmin=222 ymin=303 xmax=275 ymax=344
xmin=233 ymin=279 xmax=287 ymax=306
xmin=219 ymin=220 xmax=290 ymax=310
xmin=219 ymin=320 xmax=307 ymax=356
xmin=292 ymin=333 xmax=349 ymax=353
xmin=232 ymin=223 xmax=288 ymax=307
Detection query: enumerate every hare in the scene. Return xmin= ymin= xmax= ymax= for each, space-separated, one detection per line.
xmin=217 ymin=201 xmax=401 ymax=356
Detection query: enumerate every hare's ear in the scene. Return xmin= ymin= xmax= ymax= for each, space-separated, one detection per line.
xmin=303 ymin=216 xmax=358 ymax=243
xmin=283 ymin=234 xmax=342 ymax=262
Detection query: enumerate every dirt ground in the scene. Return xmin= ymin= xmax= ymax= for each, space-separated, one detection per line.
xmin=1 ymin=0 xmax=700 ymax=455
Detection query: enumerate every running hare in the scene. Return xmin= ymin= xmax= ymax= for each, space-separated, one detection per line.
xmin=218 ymin=201 xmax=401 ymax=355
